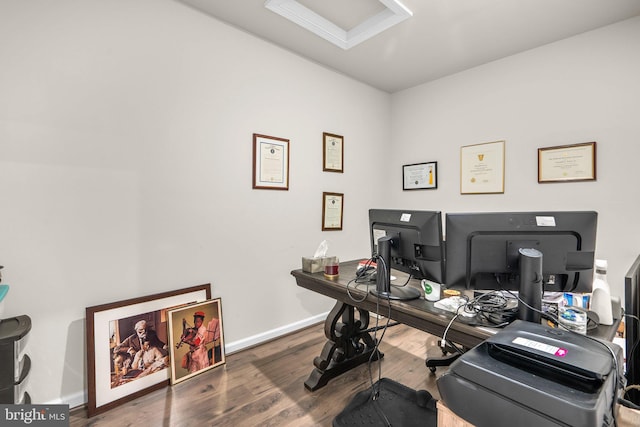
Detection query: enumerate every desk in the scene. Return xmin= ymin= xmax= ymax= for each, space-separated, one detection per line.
xmin=292 ymin=259 xmax=620 ymax=391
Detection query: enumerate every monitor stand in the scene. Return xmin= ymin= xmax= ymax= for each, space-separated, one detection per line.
xmin=370 ymin=236 xmax=421 ymax=301
xmin=518 ymin=248 xmax=543 ymax=323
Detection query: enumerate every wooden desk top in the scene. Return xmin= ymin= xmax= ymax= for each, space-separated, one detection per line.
xmin=292 ymin=259 xmax=494 ymax=349
xmin=291 ymin=259 xmax=620 ymax=348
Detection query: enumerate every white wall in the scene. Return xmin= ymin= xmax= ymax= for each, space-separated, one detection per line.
xmin=390 ymin=16 xmax=640 ymax=298
xmin=1 ymin=0 xmax=638 ymax=408
xmin=0 ymin=0 xmax=390 ymax=405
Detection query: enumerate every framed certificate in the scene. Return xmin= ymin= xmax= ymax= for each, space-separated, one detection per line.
xmin=538 ymin=142 xmax=596 ymax=183
xmin=253 ymin=134 xmax=290 ymax=190
xmin=403 ymin=162 xmax=437 ymax=190
xmin=322 ymin=192 xmax=343 ymax=231
xmin=460 ymin=140 xmax=505 ymax=194
xmin=323 ymin=132 xmax=343 ymax=173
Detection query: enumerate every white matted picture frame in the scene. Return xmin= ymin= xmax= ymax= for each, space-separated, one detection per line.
xmin=253 ymin=133 xmax=290 ymax=190
xmin=538 ymin=142 xmax=596 ymax=183
xmin=168 ymin=299 xmax=225 ymax=385
xmin=323 ymin=132 xmax=344 ymax=173
xmin=460 ymin=140 xmax=505 ymax=194
xmin=403 ymin=162 xmax=437 ymax=190
xmin=322 ymin=192 xmax=344 ymax=231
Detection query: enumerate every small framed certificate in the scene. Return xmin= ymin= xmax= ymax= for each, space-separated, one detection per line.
xmin=253 ymin=134 xmax=289 ymax=190
xmin=322 ymin=192 xmax=343 ymax=231
xmin=403 ymin=162 xmax=437 ymax=190
xmin=323 ymin=132 xmax=343 ymax=173
xmin=538 ymin=142 xmax=596 ymax=183
xmin=460 ymin=140 xmax=505 ymax=194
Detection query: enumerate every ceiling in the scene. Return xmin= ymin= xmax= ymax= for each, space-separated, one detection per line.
xmin=177 ymin=0 xmax=640 ymax=93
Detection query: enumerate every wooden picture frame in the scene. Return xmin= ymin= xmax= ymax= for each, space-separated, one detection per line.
xmin=322 ymin=192 xmax=343 ymax=231
xmin=323 ymin=132 xmax=344 ymax=173
xmin=168 ymin=298 xmax=225 ymax=385
xmin=86 ymin=284 xmax=211 ymax=417
xmin=460 ymin=140 xmax=505 ymax=194
xmin=253 ymin=133 xmax=290 ymax=190
xmin=403 ymin=162 xmax=438 ymax=190
xmin=538 ymin=142 xmax=596 ymax=183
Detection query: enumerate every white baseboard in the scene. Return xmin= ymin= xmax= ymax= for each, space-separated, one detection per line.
xmin=50 ymin=390 xmax=86 ymax=410
xmin=224 ymin=312 xmax=328 ymax=354
xmin=59 ymin=312 xmax=328 ymax=409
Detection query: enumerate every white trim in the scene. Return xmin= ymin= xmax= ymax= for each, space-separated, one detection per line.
xmin=224 ymin=312 xmax=328 ymax=354
xmin=265 ymin=0 xmax=412 ymax=50
xmin=49 ymin=390 xmax=86 ymax=410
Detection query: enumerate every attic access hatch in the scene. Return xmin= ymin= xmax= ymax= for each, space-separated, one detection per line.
xmin=264 ymin=0 xmax=413 ymax=50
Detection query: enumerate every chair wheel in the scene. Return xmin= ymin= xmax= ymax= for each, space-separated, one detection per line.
xmin=429 ymin=366 xmax=436 ymax=373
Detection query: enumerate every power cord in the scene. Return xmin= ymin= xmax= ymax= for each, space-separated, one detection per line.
xmin=367 ymin=254 xmax=393 ymax=426
xmin=618 ymin=313 xmax=640 ymax=413
xmin=346 ymin=257 xmax=377 ymax=303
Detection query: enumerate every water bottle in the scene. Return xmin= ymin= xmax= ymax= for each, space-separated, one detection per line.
xmin=590 ymin=259 xmax=613 ymax=325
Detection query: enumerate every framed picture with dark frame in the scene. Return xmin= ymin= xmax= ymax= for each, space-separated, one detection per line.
xmin=323 ymin=132 xmax=344 ymax=173
xmin=403 ymin=161 xmax=438 ymax=190
xmin=252 ymin=133 xmax=290 ymax=190
xmin=86 ymin=284 xmax=211 ymax=417
xmin=538 ymin=141 xmax=596 ymax=183
xmin=167 ymin=298 xmax=225 ymax=385
xmin=322 ymin=192 xmax=344 ymax=231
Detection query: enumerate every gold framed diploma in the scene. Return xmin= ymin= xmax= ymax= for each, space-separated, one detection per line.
xmin=253 ymin=133 xmax=289 ymax=190
xmin=538 ymin=142 xmax=596 ymax=183
xmin=322 ymin=192 xmax=343 ymax=231
xmin=323 ymin=132 xmax=343 ymax=173
xmin=403 ymin=162 xmax=437 ymax=190
xmin=460 ymin=140 xmax=505 ymax=194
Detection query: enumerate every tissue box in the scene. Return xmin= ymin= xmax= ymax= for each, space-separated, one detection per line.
xmin=302 ymin=256 xmax=336 ymax=273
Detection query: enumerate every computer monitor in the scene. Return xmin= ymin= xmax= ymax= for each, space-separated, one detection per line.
xmin=368 ymin=209 xmax=445 ymax=300
xmin=445 ymin=211 xmax=598 ymax=322
xmin=624 ymin=254 xmax=640 ymax=405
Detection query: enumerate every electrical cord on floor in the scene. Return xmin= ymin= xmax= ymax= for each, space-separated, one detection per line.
xmin=366 ymin=254 xmax=393 ymax=427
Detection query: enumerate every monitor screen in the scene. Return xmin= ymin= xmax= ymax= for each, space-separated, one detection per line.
xmin=624 ymin=254 xmax=640 ymax=405
xmin=445 ymin=211 xmax=597 ymax=321
xmin=368 ymin=209 xmax=445 ymax=300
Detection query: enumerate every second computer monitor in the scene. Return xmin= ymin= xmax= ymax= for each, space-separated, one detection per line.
xmin=369 ymin=209 xmax=445 ymax=284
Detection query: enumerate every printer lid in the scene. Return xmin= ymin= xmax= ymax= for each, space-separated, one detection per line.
xmin=486 ymin=320 xmax=614 ymax=393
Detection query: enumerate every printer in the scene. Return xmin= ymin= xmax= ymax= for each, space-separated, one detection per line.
xmin=437 ymin=320 xmax=623 ymax=427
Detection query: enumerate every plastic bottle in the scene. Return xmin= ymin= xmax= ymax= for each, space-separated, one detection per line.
xmin=590 ymin=259 xmax=613 ymax=325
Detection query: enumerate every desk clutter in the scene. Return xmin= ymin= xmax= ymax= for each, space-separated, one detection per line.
xmin=293 ymin=259 xmax=633 ymax=426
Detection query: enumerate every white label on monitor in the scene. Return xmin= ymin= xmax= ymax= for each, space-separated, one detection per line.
xmin=536 ymin=216 xmax=556 ymax=227
xmin=400 ymin=213 xmax=411 ymax=222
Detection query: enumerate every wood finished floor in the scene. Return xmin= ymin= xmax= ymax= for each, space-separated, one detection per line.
xmin=70 ymin=318 xmax=447 ymax=426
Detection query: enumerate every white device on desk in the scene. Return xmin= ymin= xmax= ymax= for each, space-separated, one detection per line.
xmin=434 ymin=297 xmax=466 ymax=313
xmin=591 ymin=259 xmax=614 ymax=325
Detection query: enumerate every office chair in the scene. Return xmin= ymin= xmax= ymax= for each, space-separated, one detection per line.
xmin=426 ymin=340 xmax=466 ymax=373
